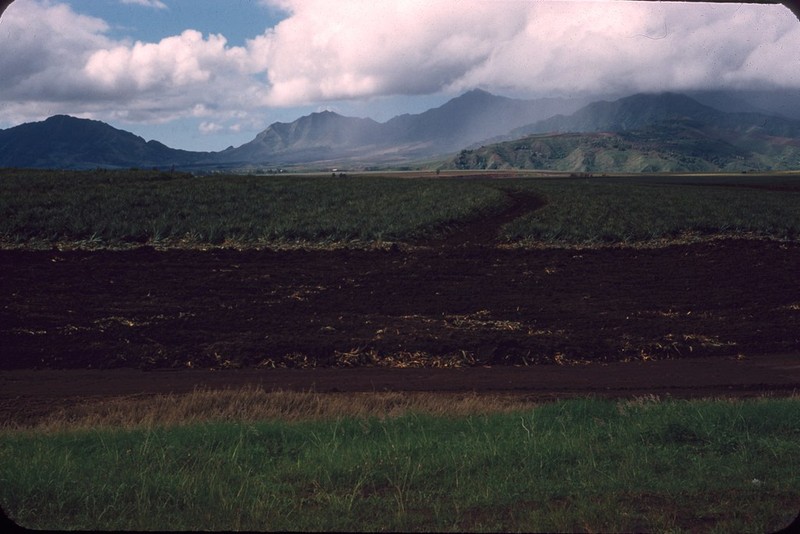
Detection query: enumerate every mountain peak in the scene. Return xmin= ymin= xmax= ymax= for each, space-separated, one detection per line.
xmin=45 ymin=114 xmax=75 ymax=121
xmin=309 ymin=110 xmax=343 ymax=118
xmin=449 ymin=88 xmax=504 ymax=104
xmin=616 ymin=92 xmax=716 ymax=112
xmin=43 ymin=114 xmax=109 ymax=126
xmin=460 ymin=88 xmax=494 ymax=98
xmin=0 ymin=114 xmax=204 ymax=169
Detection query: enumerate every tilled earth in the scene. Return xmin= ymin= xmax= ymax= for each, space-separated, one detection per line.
xmin=1 ymin=191 xmax=799 ymax=420
xmin=3 ymin=240 xmax=799 ymax=370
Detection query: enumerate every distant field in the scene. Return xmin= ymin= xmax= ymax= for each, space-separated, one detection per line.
xmin=503 ymin=173 xmax=800 ymax=245
xmin=1 ymin=168 xmax=799 ymax=247
xmin=0 ymin=169 xmax=507 ymax=247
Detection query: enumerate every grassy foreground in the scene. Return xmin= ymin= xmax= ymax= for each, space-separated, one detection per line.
xmin=2 ymin=394 xmax=799 ymax=532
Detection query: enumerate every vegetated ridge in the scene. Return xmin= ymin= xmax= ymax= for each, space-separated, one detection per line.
xmin=449 ymin=93 xmax=800 ymax=173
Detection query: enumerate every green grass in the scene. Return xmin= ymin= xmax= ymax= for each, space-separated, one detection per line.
xmin=2 ymin=396 xmax=798 ymax=532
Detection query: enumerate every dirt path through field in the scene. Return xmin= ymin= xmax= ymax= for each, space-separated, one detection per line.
xmin=423 ymin=188 xmax=545 ymax=247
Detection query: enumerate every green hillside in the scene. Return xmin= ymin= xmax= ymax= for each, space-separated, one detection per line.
xmin=448 ymin=120 xmax=800 ymax=173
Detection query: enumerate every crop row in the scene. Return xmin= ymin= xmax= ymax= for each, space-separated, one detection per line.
xmin=2 ymin=169 xmax=799 ymax=247
xmin=503 ymin=175 xmax=800 ymax=244
xmin=0 ymin=170 xmax=506 ymax=246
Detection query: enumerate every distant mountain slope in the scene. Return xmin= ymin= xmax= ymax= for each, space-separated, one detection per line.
xmin=380 ymin=89 xmax=584 ymax=153
xmin=215 ymin=90 xmax=588 ymax=165
xmin=0 ymin=115 xmax=208 ymax=169
xmin=448 ymin=119 xmax=800 ymax=173
xmin=448 ymin=92 xmax=800 ymax=173
xmin=688 ymin=89 xmax=800 ymax=121
xmin=511 ymin=92 xmax=800 ymax=140
xmin=214 ymin=111 xmax=384 ymax=165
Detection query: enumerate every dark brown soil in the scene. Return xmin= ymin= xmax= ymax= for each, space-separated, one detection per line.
xmin=1 ymin=190 xmax=799 ymax=419
xmin=3 ymin=239 xmax=799 ymax=370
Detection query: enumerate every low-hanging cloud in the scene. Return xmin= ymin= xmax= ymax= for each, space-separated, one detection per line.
xmin=250 ymin=0 xmax=530 ymax=104
xmin=0 ymin=0 xmax=798 ymax=130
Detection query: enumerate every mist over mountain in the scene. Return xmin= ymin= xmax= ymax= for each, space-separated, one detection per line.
xmin=687 ymin=89 xmax=800 ymax=121
xmin=510 ymin=92 xmax=800 ymax=140
xmin=450 ymin=93 xmax=800 ymax=173
xmin=379 ymin=90 xmax=586 ymax=153
xmin=215 ymin=90 xmax=588 ymax=165
xmin=1 ymin=89 xmax=799 ymax=171
xmin=214 ymin=111 xmax=384 ymax=165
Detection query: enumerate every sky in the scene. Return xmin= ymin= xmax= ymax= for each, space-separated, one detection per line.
xmin=0 ymin=0 xmax=798 ymax=151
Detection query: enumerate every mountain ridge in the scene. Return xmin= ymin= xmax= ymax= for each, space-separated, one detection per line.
xmin=215 ymin=89 xmax=588 ymax=165
xmin=1 ymin=90 xmax=799 ymax=170
xmin=0 ymin=114 xmax=210 ymax=169
xmin=511 ymin=92 xmax=800 ymax=139
xmin=450 ymin=116 xmax=800 ymax=173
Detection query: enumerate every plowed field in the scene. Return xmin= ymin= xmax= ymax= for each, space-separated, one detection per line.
xmin=1 ymin=189 xmax=799 ymax=423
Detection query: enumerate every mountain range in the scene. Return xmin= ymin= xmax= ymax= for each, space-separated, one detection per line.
xmin=198 ymin=90 xmax=588 ymax=167
xmin=1 ymin=89 xmax=799 ymax=172
xmin=511 ymin=92 xmax=800 ymax=140
xmin=449 ymin=92 xmax=800 ymax=173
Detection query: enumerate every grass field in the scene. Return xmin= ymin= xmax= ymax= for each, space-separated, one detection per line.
xmin=1 ymin=394 xmax=798 ymax=532
xmin=1 ymin=169 xmax=799 ymax=248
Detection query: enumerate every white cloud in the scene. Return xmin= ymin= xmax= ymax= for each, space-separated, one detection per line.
xmin=0 ymin=1 xmax=265 ymax=126
xmin=0 ymin=0 xmax=798 ymax=133
xmin=199 ymin=121 xmax=224 ymax=134
xmin=121 ymin=0 xmax=168 ymax=10
xmin=0 ymin=2 xmax=112 ymax=100
xmin=83 ymin=30 xmax=249 ymax=92
xmin=251 ymin=0 xmax=529 ymax=105
xmin=255 ymin=0 xmax=800 ymax=104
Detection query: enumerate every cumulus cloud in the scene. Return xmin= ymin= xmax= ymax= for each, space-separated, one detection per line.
xmin=198 ymin=121 xmax=224 ymax=134
xmin=83 ymin=30 xmax=250 ymax=93
xmin=0 ymin=0 xmax=266 ymax=126
xmin=0 ymin=0 xmax=798 ymax=133
xmin=121 ymin=0 xmax=168 ymax=9
xmin=0 ymin=2 xmax=112 ymax=103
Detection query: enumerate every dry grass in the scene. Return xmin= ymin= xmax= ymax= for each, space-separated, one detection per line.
xmin=499 ymin=230 xmax=799 ymax=251
xmin=5 ymin=387 xmax=543 ymax=432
